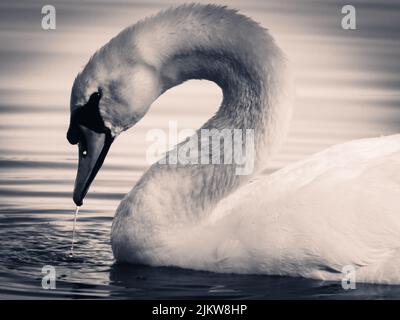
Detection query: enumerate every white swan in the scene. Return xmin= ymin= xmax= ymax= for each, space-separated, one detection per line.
xmin=67 ymin=4 xmax=400 ymax=284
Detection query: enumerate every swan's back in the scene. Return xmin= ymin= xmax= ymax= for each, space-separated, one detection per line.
xmin=166 ymin=135 xmax=400 ymax=283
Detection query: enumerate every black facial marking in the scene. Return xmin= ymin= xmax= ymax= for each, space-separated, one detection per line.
xmin=67 ymin=90 xmax=110 ymax=145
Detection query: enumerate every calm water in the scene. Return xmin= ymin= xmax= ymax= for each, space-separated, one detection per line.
xmin=0 ymin=0 xmax=400 ymax=299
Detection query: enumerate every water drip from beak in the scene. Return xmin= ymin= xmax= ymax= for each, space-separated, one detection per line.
xmin=68 ymin=206 xmax=80 ymax=257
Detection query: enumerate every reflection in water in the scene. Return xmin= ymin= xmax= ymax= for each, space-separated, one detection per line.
xmin=0 ymin=0 xmax=399 ymax=298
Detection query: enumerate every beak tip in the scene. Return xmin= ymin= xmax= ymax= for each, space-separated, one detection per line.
xmin=73 ymin=194 xmax=83 ymax=207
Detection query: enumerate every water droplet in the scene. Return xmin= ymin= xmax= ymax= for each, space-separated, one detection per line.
xmin=69 ymin=205 xmax=80 ymax=257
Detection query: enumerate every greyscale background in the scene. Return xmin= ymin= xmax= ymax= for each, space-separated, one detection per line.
xmin=0 ymin=0 xmax=399 ymax=298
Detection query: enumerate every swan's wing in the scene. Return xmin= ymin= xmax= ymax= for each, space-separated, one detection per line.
xmin=203 ymin=134 xmax=400 ymax=281
xmin=209 ymin=134 xmax=400 ymax=223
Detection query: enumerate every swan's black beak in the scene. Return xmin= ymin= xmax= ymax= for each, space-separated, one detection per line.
xmin=67 ymin=90 xmax=113 ymax=206
xmin=69 ymin=125 xmax=114 ymax=206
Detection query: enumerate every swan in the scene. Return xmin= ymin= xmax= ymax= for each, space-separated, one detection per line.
xmin=67 ymin=4 xmax=400 ymax=284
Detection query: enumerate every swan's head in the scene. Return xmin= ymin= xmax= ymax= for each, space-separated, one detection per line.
xmin=67 ymin=48 xmax=161 ymax=206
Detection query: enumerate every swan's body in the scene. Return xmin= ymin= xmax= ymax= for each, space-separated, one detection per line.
xmin=68 ymin=4 xmax=400 ymax=284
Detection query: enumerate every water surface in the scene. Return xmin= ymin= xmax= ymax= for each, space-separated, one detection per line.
xmin=0 ymin=0 xmax=400 ymax=299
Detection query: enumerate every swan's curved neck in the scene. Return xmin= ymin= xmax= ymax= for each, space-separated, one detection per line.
xmin=113 ymin=6 xmax=293 ymax=230
xmin=162 ymin=49 xmax=265 ymax=132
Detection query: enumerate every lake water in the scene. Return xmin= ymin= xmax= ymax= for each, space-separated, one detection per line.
xmin=0 ymin=0 xmax=400 ymax=299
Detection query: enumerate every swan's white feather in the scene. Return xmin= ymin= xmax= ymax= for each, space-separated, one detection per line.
xmin=154 ymin=135 xmax=400 ymax=283
xmin=111 ymin=131 xmax=400 ymax=284
xmin=208 ymin=135 xmax=400 ymax=277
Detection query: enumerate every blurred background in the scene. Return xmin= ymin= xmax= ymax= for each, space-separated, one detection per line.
xmin=0 ymin=0 xmax=399 ymax=299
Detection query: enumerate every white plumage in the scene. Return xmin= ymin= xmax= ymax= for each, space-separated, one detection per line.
xmin=71 ymin=4 xmax=400 ymax=284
